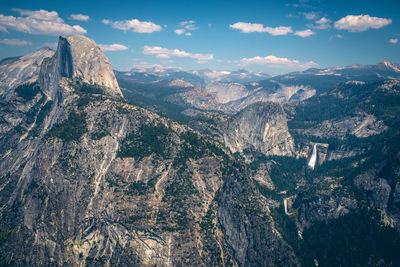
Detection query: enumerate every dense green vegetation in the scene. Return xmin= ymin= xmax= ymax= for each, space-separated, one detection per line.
xmin=47 ymin=111 xmax=87 ymax=142
xmin=119 ymin=79 xmax=191 ymax=123
xmin=303 ymin=210 xmax=400 ymax=266
xmin=173 ymin=131 xmax=227 ymax=167
xmin=15 ymin=82 xmax=40 ymax=100
xmin=289 ymin=80 xmax=400 ymax=135
xmin=158 ymin=131 xmax=228 ymax=231
xmin=200 ymin=205 xmax=215 ymax=231
xmin=117 ymin=123 xmax=171 ymax=159
xmin=268 ymin=156 xmax=307 ymax=193
xmin=271 ymin=206 xmax=314 ymax=266
xmin=252 ymin=154 xmax=307 ymax=197
xmin=0 ymin=230 xmax=12 ymax=266
xmin=90 ymin=115 xmax=110 ymax=140
xmin=70 ymin=80 xmax=107 ymax=95
xmin=125 ymin=178 xmax=157 ymax=196
xmin=35 ymin=100 xmax=53 ymax=126
xmin=271 ymin=206 xmax=400 ymax=266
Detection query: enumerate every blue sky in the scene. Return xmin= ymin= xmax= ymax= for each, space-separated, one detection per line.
xmin=0 ymin=0 xmax=399 ymax=74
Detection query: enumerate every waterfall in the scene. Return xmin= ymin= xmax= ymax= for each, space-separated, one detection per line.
xmin=308 ymin=144 xmax=317 ymax=169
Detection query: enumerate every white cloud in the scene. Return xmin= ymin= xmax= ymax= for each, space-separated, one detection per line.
xmin=174 ymin=29 xmax=184 ymax=35
xmin=179 ymin=20 xmax=198 ymax=30
xmin=334 ymin=15 xmax=392 ymax=32
xmin=316 ymin=17 xmax=330 ymax=25
xmin=266 ymin=26 xmax=293 ymax=35
xmin=240 ymin=55 xmax=318 ymax=70
xmin=69 ymin=14 xmax=89 ymax=21
xmin=98 ymin=43 xmax=129 ymax=51
xmin=0 ymin=8 xmax=86 ymax=35
xmin=295 ymin=29 xmax=315 ymax=37
xmin=142 ymin=45 xmax=213 ymax=63
xmin=12 ymin=8 xmax=61 ymax=21
xmin=304 ymin=12 xmax=319 ymax=20
xmin=0 ymin=38 xmax=32 ymax=45
xmin=307 ymin=17 xmax=331 ymax=30
xmin=389 ymin=38 xmax=398 ymax=44
xmin=230 ymin=22 xmax=292 ymax=35
xmin=102 ymin=18 xmax=162 ymax=33
xmin=174 ymin=20 xmax=198 ymax=36
xmin=335 ymin=34 xmax=343 ymax=39
xmin=316 ymin=17 xmax=331 ymax=29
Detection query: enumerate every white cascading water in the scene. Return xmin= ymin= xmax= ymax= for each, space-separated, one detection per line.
xmin=308 ymin=144 xmax=317 ymax=169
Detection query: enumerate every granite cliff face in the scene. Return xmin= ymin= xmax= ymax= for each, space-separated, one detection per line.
xmin=221 ymin=102 xmax=295 ymax=157
xmin=0 ymin=36 xmax=299 ymax=266
xmin=39 ymin=35 xmax=122 ymax=100
xmin=0 ymin=47 xmax=55 ymax=99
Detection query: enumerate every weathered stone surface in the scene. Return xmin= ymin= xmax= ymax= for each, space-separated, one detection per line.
xmin=0 ymin=35 xmax=297 ymax=266
xmin=222 ymin=102 xmax=295 ymax=156
xmin=355 ymin=170 xmax=392 ymax=209
xmin=299 ymin=114 xmax=387 ymax=139
xmin=0 ymin=47 xmax=54 ymax=98
xmin=39 ymin=35 xmax=122 ymax=99
xmin=180 ymin=81 xmax=315 ymax=115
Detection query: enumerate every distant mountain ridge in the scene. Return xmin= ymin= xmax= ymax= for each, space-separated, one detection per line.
xmin=116 ymin=59 xmax=400 ymax=117
xmin=116 ymin=67 xmax=271 ymax=86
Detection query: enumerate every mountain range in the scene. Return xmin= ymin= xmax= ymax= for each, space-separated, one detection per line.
xmin=0 ymin=35 xmax=400 ymax=266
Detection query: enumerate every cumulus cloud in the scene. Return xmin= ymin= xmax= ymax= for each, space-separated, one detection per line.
xmin=315 ymin=17 xmax=331 ymax=29
xmin=0 ymin=38 xmax=32 ymax=45
xmin=174 ymin=29 xmax=184 ymax=35
xmin=389 ymin=38 xmax=398 ymax=44
xmin=69 ymin=14 xmax=89 ymax=21
xmin=295 ymin=29 xmax=315 ymax=37
xmin=334 ymin=15 xmax=392 ymax=32
xmin=142 ymin=45 xmax=213 ymax=63
xmin=174 ymin=20 xmax=198 ymax=36
xmin=98 ymin=43 xmax=129 ymax=51
xmin=316 ymin=17 xmax=330 ymax=25
xmin=0 ymin=8 xmax=86 ymax=35
xmin=240 ymin=55 xmax=318 ymax=70
xmin=306 ymin=17 xmax=331 ymax=30
xmin=230 ymin=22 xmax=292 ymax=35
xmin=102 ymin=18 xmax=162 ymax=33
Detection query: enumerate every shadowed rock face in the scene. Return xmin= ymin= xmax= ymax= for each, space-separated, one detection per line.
xmin=39 ymin=35 xmax=122 ymax=99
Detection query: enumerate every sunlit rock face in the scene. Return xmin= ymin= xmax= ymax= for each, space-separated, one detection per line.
xmin=0 ymin=47 xmax=55 ymax=98
xmin=222 ymin=102 xmax=295 ymax=156
xmin=39 ymin=35 xmax=122 ymax=100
